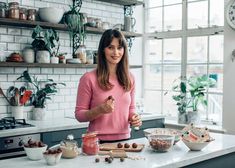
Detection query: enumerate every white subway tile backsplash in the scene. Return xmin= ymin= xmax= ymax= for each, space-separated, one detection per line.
xmin=0 ymin=27 xmax=7 ymax=34
xmin=28 ymin=68 xmax=41 ymax=74
xmin=53 ymin=68 xmax=65 ymax=74
xmin=21 ymin=0 xmax=35 ymax=7
xmin=48 ymin=74 xmax=59 ymax=81
xmin=22 ymin=29 xmax=33 ymax=36
xmin=0 ymin=68 xmax=14 ymax=74
xmin=59 ymin=74 xmax=70 ymax=81
xmin=8 ymin=28 xmax=21 ymax=35
xmin=1 ymin=35 xmax=14 ymax=42
xmin=0 ymin=43 xmax=7 ymax=51
xmin=14 ymin=67 xmax=28 ymax=74
xmin=15 ymin=36 xmax=28 ymax=43
xmin=41 ymin=68 xmax=53 ymax=74
xmin=65 ymin=68 xmax=76 ymax=74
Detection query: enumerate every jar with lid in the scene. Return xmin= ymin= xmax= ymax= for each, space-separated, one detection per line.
xmin=8 ymin=2 xmax=19 ymax=19
xmin=76 ymin=45 xmax=86 ymax=63
xmin=19 ymin=8 xmax=27 ymax=20
xmin=27 ymin=9 xmax=36 ymax=21
xmin=82 ymin=132 xmax=99 ymax=155
xmin=60 ymin=134 xmax=79 ymax=158
xmin=0 ymin=2 xmax=7 ymax=18
xmin=86 ymin=50 xmax=94 ymax=64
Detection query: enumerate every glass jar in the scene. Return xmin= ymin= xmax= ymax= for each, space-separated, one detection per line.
xmin=76 ymin=45 xmax=86 ymax=63
xmin=27 ymin=9 xmax=36 ymax=21
xmin=19 ymin=8 xmax=27 ymax=20
xmin=0 ymin=2 xmax=7 ymax=18
xmin=82 ymin=132 xmax=99 ymax=155
xmin=86 ymin=50 xmax=94 ymax=64
xmin=60 ymin=134 xmax=79 ymax=158
xmin=8 ymin=2 xmax=19 ymax=19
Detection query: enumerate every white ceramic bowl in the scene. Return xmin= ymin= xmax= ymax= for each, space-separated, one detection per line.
xmin=144 ymin=128 xmax=181 ymax=145
xmin=147 ymin=134 xmax=174 ymax=152
xmin=43 ymin=151 xmax=62 ymax=165
xmin=39 ymin=7 xmax=64 ymax=23
xmin=182 ymin=139 xmax=211 ymax=151
xmin=24 ymin=145 xmax=48 ymax=160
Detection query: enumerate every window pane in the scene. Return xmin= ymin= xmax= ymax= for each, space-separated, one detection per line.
xmin=210 ymin=0 xmax=224 ymax=26
xmin=188 ymin=1 xmax=208 ymax=29
xmin=187 ymin=65 xmax=207 ymax=77
xmin=164 ymin=38 xmax=182 ymax=63
xmin=145 ymin=65 xmax=162 ymax=90
xmin=208 ymin=65 xmax=223 ymax=93
xmin=163 ymin=91 xmax=178 ymax=117
xmin=146 ymin=8 xmax=162 ymax=33
xmin=163 ymin=65 xmax=181 ymax=90
xmin=209 ymin=35 xmax=223 ymax=63
xmin=164 ymin=4 xmax=182 ymax=31
xmin=207 ymin=94 xmax=222 ymax=124
xmin=164 ymin=0 xmax=182 ymax=6
xmin=146 ymin=39 xmax=162 ymax=63
xmin=146 ymin=0 xmax=162 ymax=8
xmin=145 ymin=91 xmax=162 ymax=113
xmin=187 ymin=36 xmax=207 ymax=63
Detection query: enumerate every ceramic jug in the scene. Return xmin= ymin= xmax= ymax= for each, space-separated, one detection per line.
xmin=124 ymin=16 xmax=136 ymax=32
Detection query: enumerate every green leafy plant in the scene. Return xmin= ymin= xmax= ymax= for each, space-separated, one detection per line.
xmin=31 ymin=25 xmax=60 ymax=57
xmin=172 ymin=75 xmax=216 ymax=113
xmin=17 ymin=70 xmax=65 ymax=108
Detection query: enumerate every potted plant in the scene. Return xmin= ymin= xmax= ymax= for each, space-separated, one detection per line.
xmin=0 ymin=86 xmax=32 ymax=119
xmin=17 ymin=70 xmax=65 ymax=120
xmin=171 ymin=75 xmax=216 ymax=124
xmin=64 ymin=0 xmax=86 ymax=58
xmin=31 ymin=25 xmax=60 ymax=63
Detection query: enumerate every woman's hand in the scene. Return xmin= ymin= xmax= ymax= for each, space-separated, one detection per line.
xmin=130 ymin=114 xmax=142 ymax=127
xmin=100 ymin=95 xmax=115 ymax=114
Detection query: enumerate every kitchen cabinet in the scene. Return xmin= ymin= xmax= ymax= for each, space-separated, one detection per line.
xmin=41 ymin=118 xmax=164 ymax=147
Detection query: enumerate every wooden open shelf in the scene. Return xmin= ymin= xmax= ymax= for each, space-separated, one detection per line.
xmin=96 ymin=0 xmax=144 ymax=6
xmin=0 ymin=18 xmax=142 ymax=38
xmin=0 ymin=62 xmax=142 ymax=69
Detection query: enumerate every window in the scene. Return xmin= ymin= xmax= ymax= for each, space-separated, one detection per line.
xmin=144 ymin=0 xmax=224 ymax=125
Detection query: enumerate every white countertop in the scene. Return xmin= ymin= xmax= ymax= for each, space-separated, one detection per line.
xmin=0 ymin=114 xmax=164 ymax=138
xmin=1 ymin=133 xmax=235 ymax=168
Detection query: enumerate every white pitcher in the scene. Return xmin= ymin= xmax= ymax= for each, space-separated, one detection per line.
xmin=124 ymin=16 xmax=136 ymax=32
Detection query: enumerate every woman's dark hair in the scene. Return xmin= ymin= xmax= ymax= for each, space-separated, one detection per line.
xmin=96 ymin=29 xmax=131 ymax=91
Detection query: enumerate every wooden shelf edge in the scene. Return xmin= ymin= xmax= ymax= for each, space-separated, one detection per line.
xmin=0 ymin=62 xmax=142 ymax=69
xmin=95 ymin=0 xmax=144 ymax=6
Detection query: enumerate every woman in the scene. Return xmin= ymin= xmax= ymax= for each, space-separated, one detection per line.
xmin=75 ymin=29 xmax=142 ymax=142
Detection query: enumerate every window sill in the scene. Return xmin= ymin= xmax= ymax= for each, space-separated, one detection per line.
xmin=165 ymin=119 xmax=226 ymax=134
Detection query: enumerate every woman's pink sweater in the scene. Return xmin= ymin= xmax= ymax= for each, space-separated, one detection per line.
xmin=75 ymin=70 xmax=135 ymax=141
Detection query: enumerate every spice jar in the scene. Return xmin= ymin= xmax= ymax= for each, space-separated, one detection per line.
xmin=76 ymin=45 xmax=86 ymax=63
xmin=19 ymin=8 xmax=27 ymax=20
xmin=27 ymin=9 xmax=36 ymax=21
xmin=60 ymin=134 xmax=79 ymax=159
xmin=8 ymin=2 xmax=19 ymax=19
xmin=0 ymin=2 xmax=7 ymax=18
xmin=82 ymin=132 xmax=99 ymax=155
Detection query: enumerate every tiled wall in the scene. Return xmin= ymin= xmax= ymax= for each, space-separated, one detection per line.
xmin=0 ymin=0 xmax=142 ymax=119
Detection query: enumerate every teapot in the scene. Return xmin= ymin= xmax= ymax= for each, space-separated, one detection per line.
xmin=60 ymin=134 xmax=79 ymax=158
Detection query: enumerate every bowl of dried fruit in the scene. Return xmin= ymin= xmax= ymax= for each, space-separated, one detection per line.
xmin=24 ymin=139 xmax=47 ymax=160
xmin=147 ymin=134 xmax=174 ymax=152
xmin=43 ymin=148 xmax=62 ymax=165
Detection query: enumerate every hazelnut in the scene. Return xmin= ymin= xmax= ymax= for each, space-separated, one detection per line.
xmin=95 ymin=158 xmax=100 ymax=163
xmin=124 ymin=143 xmax=130 ymax=148
xmin=105 ymin=157 xmax=109 ymax=162
xmin=132 ymin=143 xmax=138 ymax=148
xmin=120 ymin=157 xmax=125 ymax=162
xmin=117 ymin=143 xmax=123 ymax=148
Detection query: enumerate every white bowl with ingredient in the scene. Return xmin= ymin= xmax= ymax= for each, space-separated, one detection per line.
xmin=39 ymin=7 xmax=64 ymax=23
xmin=182 ymin=139 xmax=212 ymax=151
xmin=43 ymin=148 xmax=62 ymax=165
xmin=24 ymin=145 xmax=48 ymax=160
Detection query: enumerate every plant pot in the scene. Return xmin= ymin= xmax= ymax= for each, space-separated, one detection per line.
xmin=50 ymin=56 xmax=59 ymax=64
xmin=32 ymin=107 xmax=45 ymax=120
xmin=11 ymin=106 xmax=24 ymax=119
xmin=187 ymin=111 xmax=200 ymax=125
xmin=36 ymin=50 xmax=50 ymax=63
xmin=23 ymin=47 xmax=35 ymax=63
xmin=178 ymin=112 xmax=187 ymax=124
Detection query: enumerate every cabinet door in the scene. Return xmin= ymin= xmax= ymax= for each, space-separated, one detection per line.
xmin=41 ymin=128 xmax=87 ymax=147
xmin=131 ymin=118 xmax=165 ymax=139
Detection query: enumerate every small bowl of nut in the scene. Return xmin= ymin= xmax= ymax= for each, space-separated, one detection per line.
xmin=43 ymin=148 xmax=63 ymax=166
xmin=147 ymin=134 xmax=174 ymax=152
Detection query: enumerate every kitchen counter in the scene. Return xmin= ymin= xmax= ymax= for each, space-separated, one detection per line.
xmin=1 ymin=133 xmax=235 ymax=168
xmin=0 ymin=114 xmax=164 ymax=138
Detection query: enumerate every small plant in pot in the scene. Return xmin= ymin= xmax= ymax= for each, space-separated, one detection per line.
xmin=31 ymin=25 xmax=60 ymax=63
xmin=17 ymin=70 xmax=65 ymax=120
xmin=171 ymin=75 xmax=216 ymax=124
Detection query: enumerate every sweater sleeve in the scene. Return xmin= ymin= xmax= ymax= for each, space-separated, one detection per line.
xmin=128 ymin=73 xmax=136 ymax=120
xmin=75 ymin=73 xmax=92 ymax=122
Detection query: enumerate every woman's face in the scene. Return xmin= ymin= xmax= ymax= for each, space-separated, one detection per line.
xmin=104 ymin=38 xmax=124 ymax=66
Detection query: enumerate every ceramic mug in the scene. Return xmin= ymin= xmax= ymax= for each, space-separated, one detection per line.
xmin=124 ymin=16 xmax=136 ymax=32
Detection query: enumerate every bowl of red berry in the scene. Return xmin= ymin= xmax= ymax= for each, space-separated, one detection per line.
xmin=23 ymin=139 xmax=47 ymax=160
xmin=43 ymin=148 xmax=62 ymax=165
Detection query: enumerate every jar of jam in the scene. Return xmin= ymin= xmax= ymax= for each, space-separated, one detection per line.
xmin=0 ymin=2 xmax=7 ymax=18
xmin=8 ymin=2 xmax=19 ymax=19
xmin=27 ymin=9 xmax=36 ymax=21
xmin=19 ymin=8 xmax=27 ymax=20
xmin=82 ymin=132 xmax=99 ymax=155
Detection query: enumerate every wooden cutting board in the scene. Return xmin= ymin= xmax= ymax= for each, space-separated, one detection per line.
xmin=98 ymin=150 xmax=127 ymax=158
xmin=99 ymin=143 xmax=145 ymax=152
